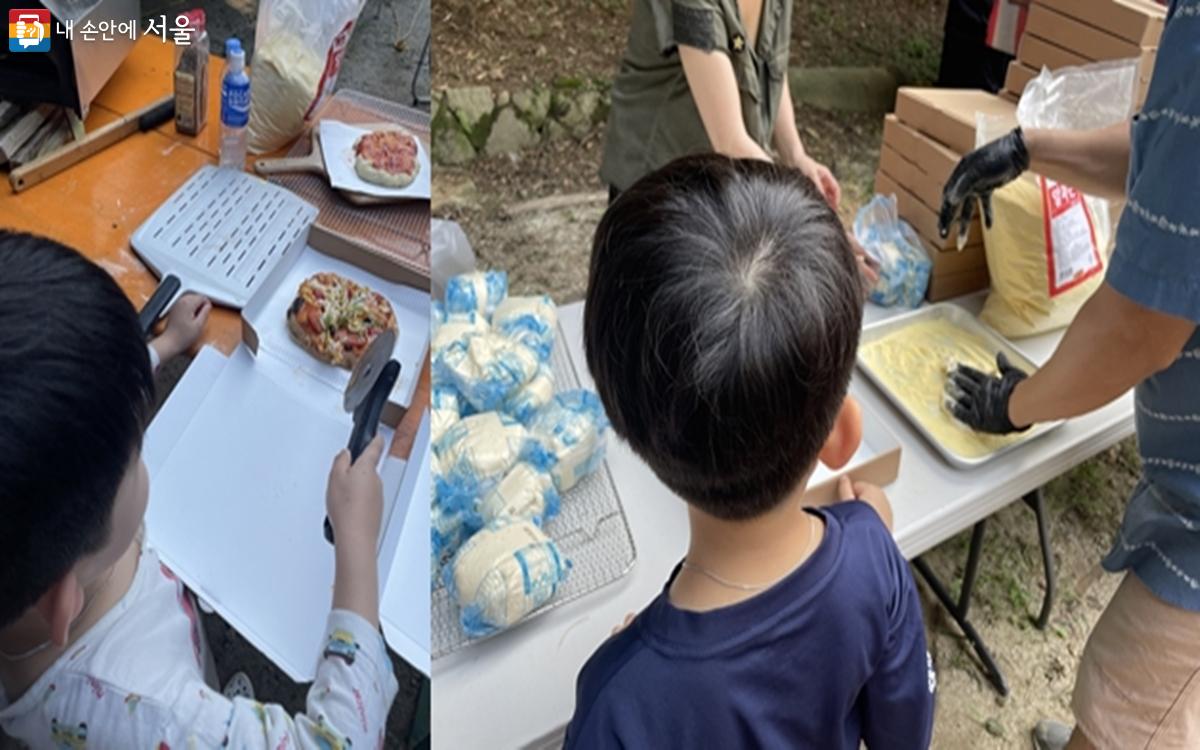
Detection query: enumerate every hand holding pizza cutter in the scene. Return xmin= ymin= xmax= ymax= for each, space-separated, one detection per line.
xmin=325 ymin=329 xmax=402 ymax=543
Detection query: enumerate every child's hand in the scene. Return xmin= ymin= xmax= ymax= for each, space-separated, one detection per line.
xmin=326 ymin=435 xmax=386 ymax=549
xmin=151 ymin=294 xmax=212 ymax=362
xmin=837 ymin=475 xmax=894 ymax=531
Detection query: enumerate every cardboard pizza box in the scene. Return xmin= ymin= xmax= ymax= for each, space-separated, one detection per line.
xmin=1004 ymin=61 xmax=1041 ymax=98
xmin=1026 ymin=3 xmax=1146 ymax=61
xmin=878 ymin=145 xmax=955 ymax=214
xmin=893 ymin=88 xmax=1017 ymax=155
xmin=882 ymin=114 xmax=963 ymax=188
xmin=801 ymin=391 xmax=902 ymax=506
xmin=1034 ymin=0 xmax=1165 ymax=47
xmin=925 ymin=238 xmax=988 ymax=278
xmin=927 ymin=266 xmax=991 ymax=302
xmin=1018 ymin=33 xmax=1091 ymax=71
xmin=874 ymin=170 xmax=983 ymax=249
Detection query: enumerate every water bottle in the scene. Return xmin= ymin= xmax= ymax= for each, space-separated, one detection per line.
xmin=219 ymin=38 xmax=250 ymax=169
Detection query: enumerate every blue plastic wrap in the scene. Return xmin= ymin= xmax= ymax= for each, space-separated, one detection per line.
xmin=492 ymin=294 xmax=557 ymax=361
xmin=527 ymin=390 xmax=610 ymax=492
xmin=853 ymin=194 xmax=932 ymax=308
xmin=433 ymin=412 xmax=556 ymax=515
xmin=445 ymin=271 xmax=509 ymax=318
xmin=434 ymin=331 xmax=541 ymax=413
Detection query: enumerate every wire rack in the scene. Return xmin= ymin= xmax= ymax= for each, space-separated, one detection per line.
xmin=431 ymin=324 xmax=637 ymax=660
xmin=267 ymin=89 xmax=431 ymax=284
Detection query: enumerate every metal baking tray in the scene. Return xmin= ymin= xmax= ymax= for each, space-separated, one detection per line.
xmin=431 ymin=322 xmax=637 ymax=660
xmin=857 ymin=303 xmax=1062 ymax=469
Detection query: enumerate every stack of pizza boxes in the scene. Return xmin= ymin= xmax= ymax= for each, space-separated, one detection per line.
xmin=875 ymin=89 xmax=1017 ymax=301
xmin=1002 ymin=0 xmax=1166 ymax=107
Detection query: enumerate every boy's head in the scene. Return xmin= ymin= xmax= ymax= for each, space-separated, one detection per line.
xmin=0 ymin=231 xmax=153 ymax=632
xmin=585 ymin=155 xmax=864 ymax=521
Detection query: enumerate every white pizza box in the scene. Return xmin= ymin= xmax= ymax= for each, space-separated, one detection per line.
xmin=239 ymin=229 xmax=431 ymax=413
xmin=144 ymin=344 xmax=433 ymax=680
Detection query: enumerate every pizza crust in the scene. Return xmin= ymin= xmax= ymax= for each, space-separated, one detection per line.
xmin=353 ymin=129 xmax=420 ymax=188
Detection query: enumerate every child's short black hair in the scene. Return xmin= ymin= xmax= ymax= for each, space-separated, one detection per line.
xmin=584 ymin=155 xmax=863 ymax=521
xmin=0 ymin=231 xmax=153 ymax=627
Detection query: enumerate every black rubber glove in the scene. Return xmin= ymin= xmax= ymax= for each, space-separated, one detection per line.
xmin=946 ymin=352 xmax=1031 ymax=435
xmin=938 ymin=127 xmax=1031 ymax=245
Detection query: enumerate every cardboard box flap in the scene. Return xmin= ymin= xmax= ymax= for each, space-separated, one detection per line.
xmin=1026 ymin=3 xmax=1145 ymax=61
xmin=1019 ymin=34 xmax=1092 ymax=71
xmin=894 ymin=88 xmax=1017 ymax=154
xmin=882 ymin=114 xmax=963 ymax=186
xmin=1036 ymin=0 xmax=1164 ymax=46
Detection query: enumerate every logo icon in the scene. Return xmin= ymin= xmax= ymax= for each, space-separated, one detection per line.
xmin=9 ymin=9 xmax=50 ymax=53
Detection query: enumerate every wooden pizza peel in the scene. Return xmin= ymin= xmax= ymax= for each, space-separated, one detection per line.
xmin=254 ymin=122 xmax=410 ymax=207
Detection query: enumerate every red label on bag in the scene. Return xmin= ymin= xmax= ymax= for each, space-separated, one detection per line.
xmin=1040 ymin=177 xmax=1102 ymax=297
xmin=303 ymin=19 xmax=356 ymax=120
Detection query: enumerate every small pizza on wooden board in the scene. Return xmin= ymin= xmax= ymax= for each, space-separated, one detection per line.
xmin=286 ymin=272 xmax=398 ymax=369
xmin=353 ymin=128 xmax=420 ymax=188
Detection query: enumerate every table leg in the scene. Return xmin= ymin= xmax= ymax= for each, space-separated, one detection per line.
xmin=1023 ymin=489 xmax=1055 ymax=630
xmin=913 ymin=520 xmax=1010 ymax=697
xmin=412 ymin=33 xmax=431 ymax=108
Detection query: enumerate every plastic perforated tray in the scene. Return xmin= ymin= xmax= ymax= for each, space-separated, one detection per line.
xmin=130 ymin=166 xmax=317 ymax=308
xmin=431 ymin=324 xmax=637 ymax=660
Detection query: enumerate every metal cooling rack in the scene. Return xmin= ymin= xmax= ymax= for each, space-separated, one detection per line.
xmin=130 ymin=165 xmax=317 ymax=308
xmin=431 ymin=323 xmax=637 ymax=659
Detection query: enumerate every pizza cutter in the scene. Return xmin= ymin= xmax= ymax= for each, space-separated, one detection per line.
xmin=324 ymin=327 xmax=402 ymax=543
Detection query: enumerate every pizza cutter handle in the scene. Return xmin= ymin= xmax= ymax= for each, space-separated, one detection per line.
xmin=138 ymin=274 xmax=181 ymax=339
xmin=325 ymin=359 xmax=402 ymax=544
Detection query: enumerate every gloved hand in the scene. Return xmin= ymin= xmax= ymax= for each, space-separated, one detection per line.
xmin=945 ymin=352 xmax=1031 ymax=435
xmin=938 ymin=127 xmax=1030 ymax=245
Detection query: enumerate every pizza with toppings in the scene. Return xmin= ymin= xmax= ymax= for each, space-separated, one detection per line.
xmin=286 ymin=272 xmax=398 ymax=369
xmin=353 ymin=128 xmax=420 ymax=188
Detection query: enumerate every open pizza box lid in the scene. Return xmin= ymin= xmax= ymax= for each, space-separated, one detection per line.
xmin=144 ymin=348 xmax=433 ymax=680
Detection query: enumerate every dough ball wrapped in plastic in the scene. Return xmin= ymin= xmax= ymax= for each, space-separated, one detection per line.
xmin=433 ymin=412 xmax=548 ymax=512
xmin=432 ymin=501 xmax=468 ymax=574
xmin=431 ymin=381 xmax=464 ymax=444
xmin=503 ymin=365 xmax=555 ymax=424
xmin=435 ymin=331 xmax=540 ymax=413
xmin=432 ymin=309 xmax=489 ymax=356
xmin=446 ymin=518 xmax=570 ymax=637
xmin=477 ymin=463 xmax=561 ymax=527
xmin=493 ymin=294 xmax=557 ymax=361
xmin=445 ymin=271 xmax=508 ymax=318
xmin=527 ymin=390 xmax=610 ymax=492
xmin=853 ymin=194 xmax=931 ymax=309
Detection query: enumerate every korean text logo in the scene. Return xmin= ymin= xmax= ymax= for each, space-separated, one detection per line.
xmin=9 ymin=9 xmax=50 ymax=53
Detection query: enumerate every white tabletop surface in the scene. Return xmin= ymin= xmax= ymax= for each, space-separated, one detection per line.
xmin=432 ymin=296 xmax=1136 ymax=749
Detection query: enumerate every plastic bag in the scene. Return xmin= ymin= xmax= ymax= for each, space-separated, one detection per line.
xmin=853 ymin=194 xmax=932 ymax=308
xmin=247 ymin=0 xmax=366 ymax=153
xmin=431 ymin=220 xmax=478 ymax=302
xmin=978 ymin=60 xmax=1135 ymax=337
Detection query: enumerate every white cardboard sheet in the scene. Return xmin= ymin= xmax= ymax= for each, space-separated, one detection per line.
xmin=144 ymin=345 xmax=409 ymax=682
xmin=319 ymin=120 xmax=432 ymax=200
xmin=243 ymin=244 xmax=430 ymax=409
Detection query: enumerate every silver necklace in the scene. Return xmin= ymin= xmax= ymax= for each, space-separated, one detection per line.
xmin=681 ymin=513 xmax=818 ymax=592
xmin=0 ymin=566 xmax=116 ymax=662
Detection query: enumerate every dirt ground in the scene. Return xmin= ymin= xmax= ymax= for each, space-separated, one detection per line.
xmin=431 ymin=2 xmax=1147 ymax=747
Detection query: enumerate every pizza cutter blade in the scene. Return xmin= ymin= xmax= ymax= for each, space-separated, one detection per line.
xmin=324 ymin=328 xmax=402 ymax=543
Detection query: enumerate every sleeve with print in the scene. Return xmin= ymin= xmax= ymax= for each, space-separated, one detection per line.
xmin=1106 ymin=19 xmax=1200 ymax=324
xmin=648 ymin=0 xmax=729 ymax=55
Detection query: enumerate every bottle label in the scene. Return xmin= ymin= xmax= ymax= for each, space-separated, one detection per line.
xmin=221 ymin=80 xmax=250 ymax=128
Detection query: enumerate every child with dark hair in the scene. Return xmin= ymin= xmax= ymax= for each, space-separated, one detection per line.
xmin=0 ymin=231 xmax=397 ymax=748
xmin=567 ymin=155 xmax=935 ymax=749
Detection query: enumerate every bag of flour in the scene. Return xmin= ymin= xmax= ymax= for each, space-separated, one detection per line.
xmin=977 ymin=60 xmax=1136 ymax=337
xmin=247 ymin=0 xmax=366 ymax=153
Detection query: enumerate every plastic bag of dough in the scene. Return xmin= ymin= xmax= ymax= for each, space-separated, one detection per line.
xmin=433 ymin=412 xmax=552 ymax=512
xmin=527 ymin=390 xmax=610 ymax=492
xmin=476 ymin=463 xmax=561 ymax=527
xmin=445 ymin=518 xmax=570 ymax=637
xmin=503 ymin=365 xmax=555 ymax=424
xmin=435 ymin=330 xmax=540 ymax=413
xmin=431 ymin=381 xmax=463 ymax=444
xmin=493 ymin=294 xmax=557 ymax=361
xmin=977 ymin=61 xmax=1135 ymax=337
xmin=246 ymin=0 xmax=366 ymax=153
xmin=445 ymin=271 xmax=508 ymax=319
xmin=853 ymin=194 xmax=932 ymax=308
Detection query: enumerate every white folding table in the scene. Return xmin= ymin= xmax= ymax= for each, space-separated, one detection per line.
xmin=432 ymin=296 xmax=1136 ymax=749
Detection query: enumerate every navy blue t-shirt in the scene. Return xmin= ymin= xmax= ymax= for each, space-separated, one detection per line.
xmin=564 ymin=501 xmax=935 ymax=749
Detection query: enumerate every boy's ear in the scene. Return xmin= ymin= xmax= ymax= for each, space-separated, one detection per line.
xmin=33 ymin=573 xmax=85 ymax=648
xmin=819 ymin=396 xmax=863 ymax=471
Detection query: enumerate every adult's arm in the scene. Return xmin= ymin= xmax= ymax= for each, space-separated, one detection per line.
xmin=1008 ymin=282 xmax=1195 ymax=427
xmin=1024 ymin=121 xmax=1132 ymax=201
xmin=677 ymin=45 xmax=772 ymax=161
xmin=774 ymin=76 xmax=842 ymax=208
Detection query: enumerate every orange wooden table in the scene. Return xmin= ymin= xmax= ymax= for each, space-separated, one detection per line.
xmin=0 ymin=36 xmax=429 ymax=457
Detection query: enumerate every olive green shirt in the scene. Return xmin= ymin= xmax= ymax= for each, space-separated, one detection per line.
xmin=601 ymin=0 xmax=794 ymax=192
